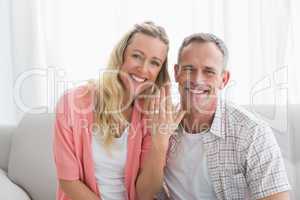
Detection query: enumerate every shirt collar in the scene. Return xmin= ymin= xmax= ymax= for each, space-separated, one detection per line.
xmin=174 ymin=97 xmax=226 ymax=139
xmin=209 ymin=97 xmax=226 ymax=139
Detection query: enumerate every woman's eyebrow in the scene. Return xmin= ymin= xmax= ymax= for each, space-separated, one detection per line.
xmin=152 ymin=57 xmax=163 ymax=63
xmin=132 ymin=49 xmax=145 ymax=55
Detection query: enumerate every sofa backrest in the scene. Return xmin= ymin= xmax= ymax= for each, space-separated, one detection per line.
xmin=7 ymin=113 xmax=57 ymax=200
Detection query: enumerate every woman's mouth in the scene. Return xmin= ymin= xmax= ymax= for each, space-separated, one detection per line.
xmin=130 ymin=74 xmax=147 ymax=83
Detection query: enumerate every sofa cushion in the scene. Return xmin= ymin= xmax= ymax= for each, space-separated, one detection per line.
xmin=8 ymin=113 xmax=57 ymax=200
xmin=0 ymin=126 xmax=14 ymax=171
xmin=0 ymin=168 xmax=30 ymax=200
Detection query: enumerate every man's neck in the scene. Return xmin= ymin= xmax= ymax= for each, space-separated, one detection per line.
xmin=181 ymin=102 xmax=217 ymax=134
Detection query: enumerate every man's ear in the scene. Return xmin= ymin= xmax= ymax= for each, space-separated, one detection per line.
xmin=220 ymin=70 xmax=230 ymax=89
xmin=174 ymin=64 xmax=180 ymax=82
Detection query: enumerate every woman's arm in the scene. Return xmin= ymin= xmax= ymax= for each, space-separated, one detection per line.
xmin=136 ymin=145 xmax=167 ymax=200
xmin=59 ymin=180 xmax=100 ymax=200
xmin=54 ymin=91 xmax=100 ymax=200
xmin=136 ymin=86 xmax=185 ymax=200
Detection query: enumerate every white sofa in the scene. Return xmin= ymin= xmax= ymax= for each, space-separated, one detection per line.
xmin=0 ymin=114 xmax=57 ymax=200
xmin=0 ymin=105 xmax=299 ymax=200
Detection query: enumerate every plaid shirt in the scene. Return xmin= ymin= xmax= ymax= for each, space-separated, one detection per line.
xmin=165 ymin=99 xmax=291 ymax=200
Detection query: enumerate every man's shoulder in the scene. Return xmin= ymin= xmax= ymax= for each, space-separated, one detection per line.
xmin=223 ymin=101 xmax=272 ymax=138
xmin=224 ymin=101 xmax=269 ymax=127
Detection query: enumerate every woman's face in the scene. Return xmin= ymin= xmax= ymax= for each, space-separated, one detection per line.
xmin=119 ymin=33 xmax=168 ymax=98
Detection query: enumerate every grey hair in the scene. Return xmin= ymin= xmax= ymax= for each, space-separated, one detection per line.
xmin=177 ymin=33 xmax=229 ymax=70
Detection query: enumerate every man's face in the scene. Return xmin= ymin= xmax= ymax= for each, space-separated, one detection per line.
xmin=175 ymin=42 xmax=230 ymax=114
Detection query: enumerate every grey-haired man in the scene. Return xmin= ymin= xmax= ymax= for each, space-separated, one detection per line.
xmin=159 ymin=33 xmax=291 ymax=200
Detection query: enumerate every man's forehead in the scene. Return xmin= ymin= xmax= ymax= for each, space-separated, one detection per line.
xmin=179 ymin=42 xmax=224 ymax=67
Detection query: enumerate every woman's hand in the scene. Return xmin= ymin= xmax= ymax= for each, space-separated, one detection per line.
xmin=147 ymin=85 xmax=186 ymax=152
xmin=136 ymin=85 xmax=185 ymax=200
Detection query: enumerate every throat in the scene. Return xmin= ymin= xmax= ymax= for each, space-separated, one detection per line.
xmin=181 ymin=113 xmax=214 ymax=134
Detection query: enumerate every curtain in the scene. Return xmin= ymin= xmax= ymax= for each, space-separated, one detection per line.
xmin=0 ymin=0 xmax=59 ymax=124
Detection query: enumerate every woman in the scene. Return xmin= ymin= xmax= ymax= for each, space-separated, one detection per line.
xmin=53 ymin=21 xmax=172 ymax=200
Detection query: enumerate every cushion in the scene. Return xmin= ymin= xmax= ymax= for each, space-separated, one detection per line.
xmin=0 ymin=126 xmax=14 ymax=171
xmin=8 ymin=113 xmax=57 ymax=200
xmin=0 ymin=168 xmax=30 ymax=200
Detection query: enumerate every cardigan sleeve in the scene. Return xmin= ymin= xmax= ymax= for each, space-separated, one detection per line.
xmin=53 ymin=93 xmax=80 ymax=180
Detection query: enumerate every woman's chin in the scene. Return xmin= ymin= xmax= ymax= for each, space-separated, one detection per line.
xmin=133 ymin=86 xmax=152 ymax=99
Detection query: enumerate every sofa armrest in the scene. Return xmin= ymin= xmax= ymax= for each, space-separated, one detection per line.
xmin=0 ymin=126 xmax=15 ymax=171
xmin=0 ymin=168 xmax=31 ymax=200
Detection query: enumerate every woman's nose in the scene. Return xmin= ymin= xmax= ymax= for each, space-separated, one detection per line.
xmin=136 ymin=61 xmax=148 ymax=74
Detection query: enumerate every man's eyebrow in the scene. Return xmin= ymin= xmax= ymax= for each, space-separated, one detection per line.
xmin=133 ymin=49 xmax=163 ymax=63
xmin=203 ymin=66 xmax=217 ymax=71
xmin=181 ymin=64 xmax=194 ymax=68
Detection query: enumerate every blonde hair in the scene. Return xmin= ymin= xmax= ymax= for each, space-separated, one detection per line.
xmin=91 ymin=21 xmax=170 ymax=148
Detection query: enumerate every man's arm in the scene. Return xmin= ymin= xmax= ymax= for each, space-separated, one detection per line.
xmin=259 ymin=191 xmax=289 ymax=200
xmin=245 ymin=125 xmax=291 ymax=200
xmin=59 ymin=179 xmax=100 ymax=200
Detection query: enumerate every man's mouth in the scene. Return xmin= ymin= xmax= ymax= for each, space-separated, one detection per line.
xmin=130 ymin=74 xmax=147 ymax=83
xmin=188 ymin=88 xmax=210 ymax=94
xmin=183 ymin=83 xmax=211 ymax=95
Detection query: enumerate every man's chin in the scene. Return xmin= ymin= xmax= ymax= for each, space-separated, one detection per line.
xmin=182 ymin=96 xmax=217 ymax=114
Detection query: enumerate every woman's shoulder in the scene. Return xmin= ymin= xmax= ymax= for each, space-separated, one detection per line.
xmin=56 ymin=83 xmax=96 ymax=115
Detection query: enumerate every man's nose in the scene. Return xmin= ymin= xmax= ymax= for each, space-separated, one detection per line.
xmin=192 ymin=70 xmax=206 ymax=82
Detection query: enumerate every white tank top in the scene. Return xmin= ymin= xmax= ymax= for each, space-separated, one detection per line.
xmin=92 ymin=127 xmax=128 ymax=200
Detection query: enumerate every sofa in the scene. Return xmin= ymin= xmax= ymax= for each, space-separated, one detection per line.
xmin=0 ymin=105 xmax=299 ymax=200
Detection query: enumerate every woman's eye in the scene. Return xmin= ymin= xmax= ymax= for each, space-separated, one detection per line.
xmin=151 ymin=60 xmax=160 ymax=67
xmin=132 ymin=54 xmax=142 ymax=59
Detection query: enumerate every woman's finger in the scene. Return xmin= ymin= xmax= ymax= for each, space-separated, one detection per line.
xmin=159 ymin=87 xmax=166 ymax=120
xmin=175 ymin=108 xmax=186 ymax=125
xmin=154 ymin=91 xmax=160 ymax=118
xmin=165 ymin=84 xmax=172 ymax=118
xmin=149 ymin=95 xmax=155 ymax=119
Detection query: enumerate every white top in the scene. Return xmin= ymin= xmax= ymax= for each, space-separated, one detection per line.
xmin=164 ymin=127 xmax=218 ymax=200
xmin=92 ymin=127 xmax=128 ymax=200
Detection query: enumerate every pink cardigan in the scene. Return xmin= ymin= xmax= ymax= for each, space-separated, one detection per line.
xmin=53 ymin=86 xmax=151 ymax=200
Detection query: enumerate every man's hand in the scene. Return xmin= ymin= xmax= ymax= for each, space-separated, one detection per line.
xmin=259 ymin=191 xmax=289 ymax=200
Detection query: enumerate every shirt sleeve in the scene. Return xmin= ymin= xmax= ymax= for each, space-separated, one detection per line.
xmin=53 ymin=93 xmax=80 ymax=180
xmin=245 ymin=124 xmax=291 ymax=199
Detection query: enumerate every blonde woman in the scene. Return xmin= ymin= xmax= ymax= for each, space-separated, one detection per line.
xmin=53 ymin=21 xmax=184 ymax=200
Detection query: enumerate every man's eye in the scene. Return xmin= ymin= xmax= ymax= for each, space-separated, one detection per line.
xmin=183 ymin=68 xmax=192 ymax=71
xmin=206 ymin=70 xmax=215 ymax=74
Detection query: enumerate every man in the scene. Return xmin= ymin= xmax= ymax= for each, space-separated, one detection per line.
xmin=159 ymin=33 xmax=291 ymax=200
